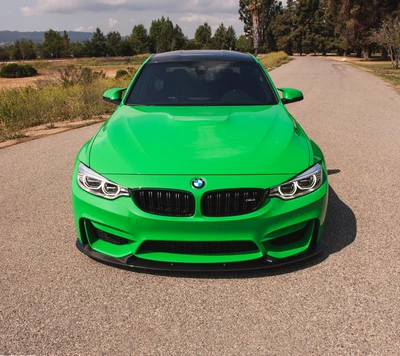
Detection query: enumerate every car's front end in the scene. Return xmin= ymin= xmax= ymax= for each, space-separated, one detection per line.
xmin=72 ymin=50 xmax=328 ymax=271
xmin=73 ymin=163 xmax=328 ymax=271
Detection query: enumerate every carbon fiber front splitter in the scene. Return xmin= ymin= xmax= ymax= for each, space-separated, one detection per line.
xmin=76 ymin=239 xmax=324 ymax=272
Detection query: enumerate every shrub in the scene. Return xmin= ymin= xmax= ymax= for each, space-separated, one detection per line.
xmin=0 ymin=63 xmax=38 ymax=78
xmin=115 ymin=69 xmax=129 ymax=79
xmin=59 ymin=65 xmax=105 ymax=87
xmin=127 ymin=67 xmax=136 ymax=75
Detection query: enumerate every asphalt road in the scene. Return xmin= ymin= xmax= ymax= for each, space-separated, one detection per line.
xmin=1 ymin=57 xmax=399 ymax=355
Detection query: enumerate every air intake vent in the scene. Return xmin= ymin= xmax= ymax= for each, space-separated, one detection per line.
xmin=139 ymin=240 xmax=259 ymax=255
xmin=95 ymin=228 xmax=131 ymax=245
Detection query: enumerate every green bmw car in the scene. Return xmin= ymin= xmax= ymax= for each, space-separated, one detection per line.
xmin=72 ymin=50 xmax=328 ymax=271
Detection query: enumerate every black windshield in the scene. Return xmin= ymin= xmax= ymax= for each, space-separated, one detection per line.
xmin=126 ymin=61 xmax=278 ymax=106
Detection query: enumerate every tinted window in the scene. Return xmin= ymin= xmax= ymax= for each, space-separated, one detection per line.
xmin=126 ymin=61 xmax=277 ymax=106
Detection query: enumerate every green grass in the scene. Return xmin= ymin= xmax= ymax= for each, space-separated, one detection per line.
xmin=258 ymin=51 xmax=292 ymax=70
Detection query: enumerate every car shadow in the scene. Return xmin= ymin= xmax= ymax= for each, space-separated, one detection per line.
xmin=327 ymin=169 xmax=341 ymax=176
xmin=106 ymin=169 xmax=357 ymax=279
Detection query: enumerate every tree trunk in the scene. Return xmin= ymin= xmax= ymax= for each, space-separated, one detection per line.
xmin=356 ymin=48 xmax=362 ymax=58
xmin=381 ymin=48 xmax=388 ymax=61
xmin=252 ymin=13 xmax=260 ymax=55
xmin=362 ymin=45 xmax=370 ymax=60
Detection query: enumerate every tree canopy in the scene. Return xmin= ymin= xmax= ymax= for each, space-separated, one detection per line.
xmin=239 ymin=0 xmax=400 ymax=59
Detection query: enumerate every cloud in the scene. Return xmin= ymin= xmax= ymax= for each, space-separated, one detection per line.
xmin=21 ymin=1 xmax=83 ymax=16
xmin=108 ymin=17 xmax=118 ymax=28
xmin=20 ymin=6 xmax=38 ymax=16
xmin=74 ymin=26 xmax=85 ymax=31
xmin=180 ymin=13 xmax=240 ymax=29
xmin=20 ymin=0 xmax=238 ymax=16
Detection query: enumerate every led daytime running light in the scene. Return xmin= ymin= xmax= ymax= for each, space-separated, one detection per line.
xmin=77 ymin=163 xmax=129 ymax=200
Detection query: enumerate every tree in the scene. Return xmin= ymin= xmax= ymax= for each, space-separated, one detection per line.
xmin=293 ymin=0 xmax=334 ymax=55
xmin=0 ymin=47 xmax=10 ymax=61
xmin=213 ymin=23 xmax=228 ymax=49
xmin=374 ymin=17 xmax=400 ymax=68
xmin=107 ymin=31 xmax=122 ymax=56
xmin=185 ymin=39 xmax=201 ymax=50
xmin=149 ymin=19 xmax=162 ymax=52
xmin=88 ymin=28 xmax=108 ymax=57
xmin=394 ymin=3 xmax=400 ymax=17
xmin=263 ymin=1 xmax=283 ymax=52
xmin=236 ymin=35 xmax=253 ymax=52
xmin=11 ymin=39 xmax=37 ymax=60
xmin=270 ymin=0 xmax=297 ymax=54
xmin=71 ymin=41 xmax=86 ymax=58
xmin=249 ymin=0 xmax=263 ymax=52
xmin=327 ymin=0 xmax=393 ymax=59
xmin=63 ymin=31 xmax=71 ymax=57
xmin=119 ymin=39 xmax=135 ymax=56
xmin=149 ymin=17 xmax=174 ymax=53
xmin=239 ymin=0 xmax=281 ymax=53
xmin=226 ymin=26 xmax=237 ymax=50
xmin=194 ymin=22 xmax=212 ymax=48
xmin=43 ymin=29 xmax=64 ymax=58
xmin=160 ymin=17 xmax=174 ymax=51
xmin=10 ymin=43 xmax=22 ymax=60
xmin=173 ymin=24 xmax=187 ymax=50
xmin=130 ymin=24 xmax=150 ymax=54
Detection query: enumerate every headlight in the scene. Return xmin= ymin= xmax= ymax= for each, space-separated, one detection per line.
xmin=77 ymin=163 xmax=129 ymax=200
xmin=269 ymin=163 xmax=323 ymax=200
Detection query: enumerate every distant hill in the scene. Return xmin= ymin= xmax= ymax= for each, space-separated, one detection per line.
xmin=0 ymin=31 xmax=93 ymax=44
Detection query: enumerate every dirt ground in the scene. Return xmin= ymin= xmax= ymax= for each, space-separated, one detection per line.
xmin=0 ymin=117 xmax=108 ymax=149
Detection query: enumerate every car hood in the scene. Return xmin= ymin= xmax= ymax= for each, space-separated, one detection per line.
xmin=89 ymin=105 xmax=311 ymax=175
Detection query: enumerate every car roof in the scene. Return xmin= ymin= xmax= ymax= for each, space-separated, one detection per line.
xmin=149 ymin=50 xmax=255 ymax=63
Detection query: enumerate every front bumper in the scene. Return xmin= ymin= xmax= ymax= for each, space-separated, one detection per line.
xmin=72 ymin=165 xmax=329 ymax=271
xmin=76 ymin=238 xmax=324 ymax=271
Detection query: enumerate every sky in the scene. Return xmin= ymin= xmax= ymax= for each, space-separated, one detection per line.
xmin=0 ymin=0 xmax=251 ymax=38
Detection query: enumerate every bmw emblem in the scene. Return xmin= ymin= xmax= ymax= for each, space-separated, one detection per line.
xmin=192 ymin=178 xmax=205 ymax=189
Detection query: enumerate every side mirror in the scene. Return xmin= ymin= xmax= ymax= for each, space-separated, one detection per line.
xmin=278 ymin=88 xmax=304 ymax=105
xmin=103 ymin=88 xmax=127 ymax=105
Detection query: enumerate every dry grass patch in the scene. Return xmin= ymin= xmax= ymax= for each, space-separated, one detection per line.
xmin=258 ymin=51 xmax=292 ymax=70
xmin=0 ymin=76 xmax=131 ymax=143
xmin=0 ymin=55 xmax=146 ymax=90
